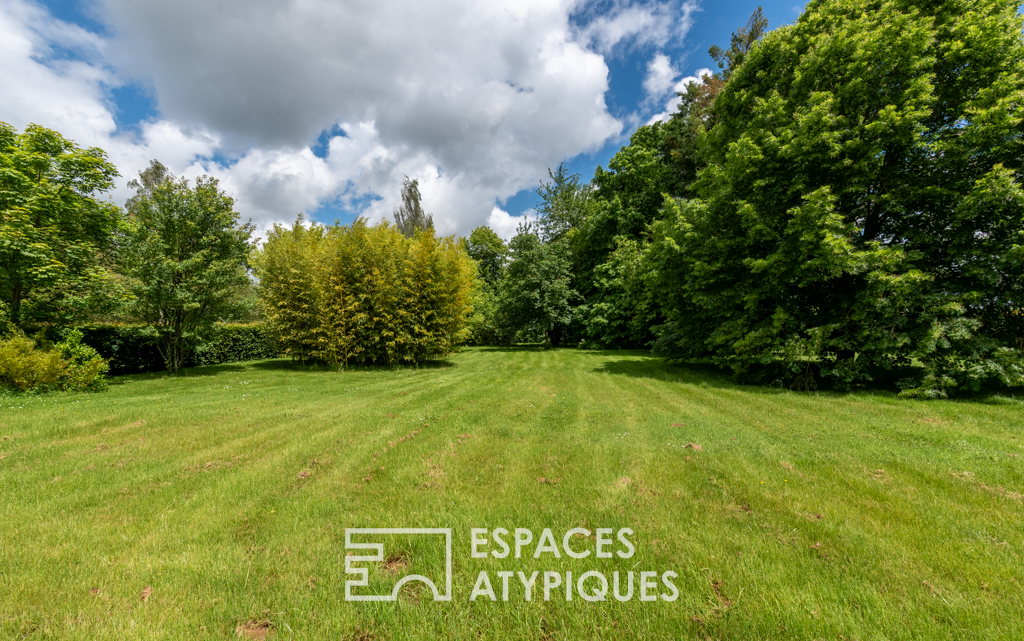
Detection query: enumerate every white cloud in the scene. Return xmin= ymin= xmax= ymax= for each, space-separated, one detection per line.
xmin=1 ymin=0 xmax=701 ymax=236
xmin=678 ymin=0 xmax=700 ymax=42
xmin=647 ymin=67 xmax=714 ymax=124
xmin=487 ymin=207 xmax=538 ymax=241
xmin=643 ymin=53 xmax=677 ymax=100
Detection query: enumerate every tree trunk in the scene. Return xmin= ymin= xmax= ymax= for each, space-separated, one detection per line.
xmin=10 ymin=280 xmax=22 ymax=326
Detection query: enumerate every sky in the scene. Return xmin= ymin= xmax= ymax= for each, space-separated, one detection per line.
xmin=0 ymin=0 xmax=806 ymax=239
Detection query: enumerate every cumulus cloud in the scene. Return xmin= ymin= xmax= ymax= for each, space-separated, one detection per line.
xmin=487 ymin=206 xmax=539 ymax=241
xmin=646 ymin=67 xmax=714 ymax=124
xmin=643 ymin=53 xmax=677 ymax=100
xmin=1 ymin=0 xmax=701 ymax=235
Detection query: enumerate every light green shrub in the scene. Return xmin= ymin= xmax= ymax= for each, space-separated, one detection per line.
xmin=0 ymin=331 xmax=108 ymax=393
xmin=0 ymin=335 xmax=66 ymax=392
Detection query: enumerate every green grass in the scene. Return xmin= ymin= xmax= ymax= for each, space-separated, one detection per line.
xmin=1 ymin=347 xmax=1022 ymax=640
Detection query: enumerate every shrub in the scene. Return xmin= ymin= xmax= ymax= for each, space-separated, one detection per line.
xmin=192 ymin=324 xmax=280 ymax=366
xmin=0 ymin=331 xmax=108 ymax=392
xmin=55 ymin=329 xmax=109 ymax=391
xmin=256 ymin=217 xmax=476 ymax=366
xmin=0 ymin=335 xmax=66 ymax=392
xmin=68 ymin=323 xmax=278 ymax=374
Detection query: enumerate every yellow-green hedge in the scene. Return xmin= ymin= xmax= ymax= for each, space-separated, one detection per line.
xmin=255 ymin=218 xmax=475 ymax=366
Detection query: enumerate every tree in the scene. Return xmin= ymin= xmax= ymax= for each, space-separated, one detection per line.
xmin=707 ymin=7 xmax=768 ymax=79
xmin=0 ymin=123 xmax=122 ymax=326
xmin=393 ymin=176 xmax=433 ymax=238
xmin=498 ymin=226 xmax=578 ymax=346
xmin=647 ymin=0 xmax=1024 ymax=395
xmin=534 ymin=164 xmax=593 ymax=244
xmin=661 ymin=8 xmax=767 ymax=197
xmin=121 ymin=162 xmax=254 ymax=372
xmin=464 ymin=226 xmax=507 ymax=285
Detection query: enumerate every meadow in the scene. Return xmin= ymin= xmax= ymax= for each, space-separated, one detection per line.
xmin=0 ymin=348 xmax=1022 ymax=640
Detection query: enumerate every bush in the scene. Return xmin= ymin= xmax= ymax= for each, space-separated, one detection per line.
xmin=0 ymin=331 xmax=108 ymax=392
xmin=30 ymin=323 xmax=280 ymax=375
xmin=55 ymin=330 xmax=110 ymax=391
xmin=73 ymin=324 xmax=278 ymax=374
xmin=464 ymin=280 xmax=512 ymax=346
xmin=73 ymin=325 xmax=164 ymax=375
xmin=192 ymin=324 xmax=280 ymax=366
xmin=255 ymin=218 xmax=476 ymax=366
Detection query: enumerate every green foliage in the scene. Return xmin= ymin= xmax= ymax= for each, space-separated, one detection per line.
xmin=392 ymin=176 xmax=433 ymax=238
xmin=54 ymin=329 xmax=109 ymax=391
xmin=191 ymin=324 xmax=280 ymax=366
xmin=0 ymin=122 xmax=123 ymax=327
xmin=255 ymin=217 xmax=475 ymax=366
xmin=66 ymin=324 xmax=163 ymax=375
xmin=707 ymin=7 xmax=768 ymax=78
xmin=534 ymin=164 xmax=593 ymax=244
xmin=646 ymin=0 xmax=1024 ymax=396
xmin=464 ymin=279 xmax=510 ymax=346
xmin=579 ymin=238 xmax=657 ymax=349
xmin=0 ymin=330 xmax=107 ymax=393
xmin=120 ymin=161 xmax=255 ymax=372
xmin=464 ymin=226 xmax=507 ymax=286
xmin=570 ymin=126 xmax=672 ymax=348
xmin=0 ymin=334 xmax=65 ymax=392
xmin=61 ymin=323 xmax=277 ymax=374
xmin=497 ymin=229 xmax=578 ymax=346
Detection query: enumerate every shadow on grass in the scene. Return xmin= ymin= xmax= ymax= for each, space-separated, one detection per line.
xmin=595 ymin=354 xmax=1024 ymax=404
xmin=470 ymin=344 xmax=548 ymax=353
xmin=594 ymin=357 xmax=764 ymax=393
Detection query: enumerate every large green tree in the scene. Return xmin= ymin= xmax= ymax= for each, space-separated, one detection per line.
xmin=648 ymin=0 xmax=1024 ymax=395
xmin=464 ymin=225 xmax=507 ymax=286
xmin=121 ymin=161 xmax=254 ymax=372
xmin=498 ymin=228 xmax=577 ymax=346
xmin=0 ymin=123 xmax=122 ymax=326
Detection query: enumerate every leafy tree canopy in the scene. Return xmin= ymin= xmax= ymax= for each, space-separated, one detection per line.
xmin=464 ymin=225 xmax=507 ymax=286
xmin=498 ymin=227 xmax=578 ymax=347
xmin=0 ymin=122 xmax=122 ymax=326
xmin=120 ymin=161 xmax=254 ymax=372
xmin=648 ymin=0 xmax=1024 ymax=395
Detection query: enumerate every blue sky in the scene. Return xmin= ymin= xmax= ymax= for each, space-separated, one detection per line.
xmin=503 ymin=0 xmax=806 ymax=217
xmin=4 ymin=0 xmax=806 ymax=237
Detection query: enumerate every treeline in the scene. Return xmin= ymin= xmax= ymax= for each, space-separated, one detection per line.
xmin=0 ymin=125 xmax=475 ymax=391
xmin=4 ymin=0 xmax=1022 ymax=398
xmin=465 ymin=0 xmax=1024 ymax=397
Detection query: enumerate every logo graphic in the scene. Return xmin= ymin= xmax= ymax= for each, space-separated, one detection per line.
xmin=345 ymin=528 xmax=452 ymax=601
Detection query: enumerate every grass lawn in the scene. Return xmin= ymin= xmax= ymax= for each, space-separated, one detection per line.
xmin=1 ymin=347 xmax=1022 ymax=640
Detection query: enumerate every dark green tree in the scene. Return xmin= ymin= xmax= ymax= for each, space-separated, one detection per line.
xmin=498 ymin=226 xmax=578 ymax=346
xmin=121 ymin=161 xmax=255 ymax=372
xmin=661 ymin=8 xmax=768 ymax=198
xmin=393 ymin=176 xmax=433 ymax=238
xmin=707 ymin=7 xmax=768 ymax=79
xmin=535 ymin=164 xmax=593 ymax=244
xmin=0 ymin=123 xmax=122 ymax=326
xmin=647 ymin=0 xmax=1024 ymax=396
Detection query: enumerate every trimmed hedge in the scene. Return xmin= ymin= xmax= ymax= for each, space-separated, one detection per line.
xmin=193 ymin=324 xmax=280 ymax=366
xmin=40 ymin=324 xmax=280 ymax=375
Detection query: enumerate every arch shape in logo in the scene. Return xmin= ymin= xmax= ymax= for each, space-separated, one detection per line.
xmin=344 ymin=528 xmax=452 ymax=601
